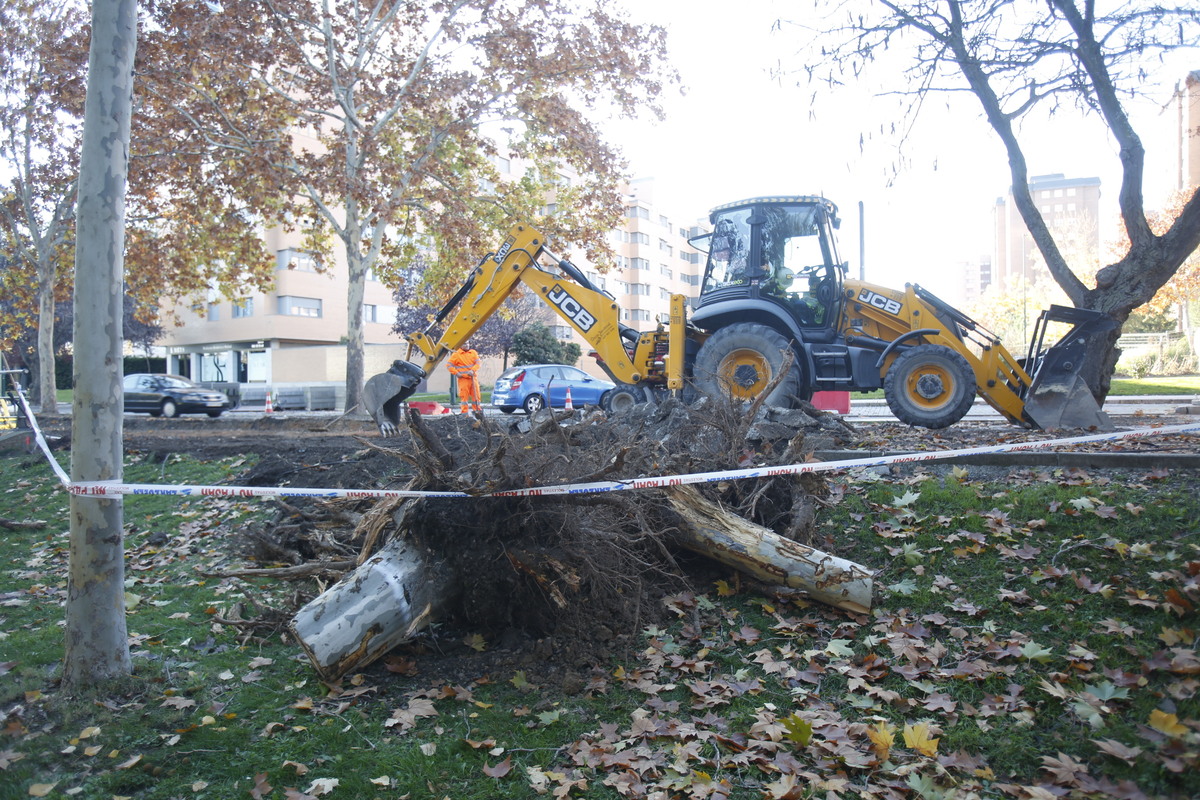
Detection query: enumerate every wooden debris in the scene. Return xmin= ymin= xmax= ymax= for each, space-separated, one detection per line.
xmin=665 ymin=485 xmax=873 ymax=614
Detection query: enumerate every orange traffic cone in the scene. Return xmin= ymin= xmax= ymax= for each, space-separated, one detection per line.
xmin=265 ymin=389 xmax=273 ymax=414
xmin=564 ymin=386 xmax=574 ymax=410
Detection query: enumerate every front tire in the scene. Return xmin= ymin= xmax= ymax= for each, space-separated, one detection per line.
xmin=692 ymin=322 xmax=804 ymax=407
xmin=161 ymin=399 xmax=179 ymax=418
xmin=523 ymin=394 xmax=546 ymax=414
xmin=499 ymin=406 xmax=517 ymax=414
xmin=601 ymin=384 xmax=649 ymax=415
xmin=883 ymin=344 xmax=976 ymax=429
xmin=206 ymin=410 xmax=223 ymax=418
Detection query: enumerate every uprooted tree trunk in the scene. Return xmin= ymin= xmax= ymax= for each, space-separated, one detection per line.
xmin=275 ymin=395 xmax=869 ymax=679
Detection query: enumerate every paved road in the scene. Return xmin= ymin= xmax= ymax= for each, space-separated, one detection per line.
xmin=44 ymin=395 xmax=1200 ymax=425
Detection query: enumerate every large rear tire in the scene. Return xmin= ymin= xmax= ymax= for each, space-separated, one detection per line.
xmin=692 ymin=323 xmax=803 ymax=407
xmin=883 ymin=344 xmax=976 ymax=429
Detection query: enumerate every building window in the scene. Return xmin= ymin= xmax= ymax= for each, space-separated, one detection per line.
xmin=659 ymin=265 xmax=672 ymax=279
xmin=630 ymin=283 xmax=650 ymax=296
xmin=207 ymin=302 xmax=220 ymax=321
xmin=625 ymin=205 xmax=649 ymax=220
xmin=278 ymin=296 xmax=322 ymax=317
xmin=232 ymin=298 xmax=254 ymax=318
xmin=659 ymin=214 xmax=670 ymax=228
xmin=659 ymin=287 xmax=671 ymax=300
xmin=362 ymin=303 xmax=378 ymax=323
xmin=496 ymin=156 xmax=511 ymax=173
xmin=278 ymin=248 xmax=317 ymax=272
xmin=613 ymin=279 xmax=629 ymax=294
xmin=681 ymin=273 xmax=700 ymax=286
xmin=658 ymin=239 xmax=673 ymax=255
xmin=682 ymin=252 xmax=701 ymax=265
xmin=623 ymin=308 xmax=652 ymax=322
xmin=630 ymin=257 xmax=649 ymax=271
xmin=542 ymin=203 xmax=557 ymax=216
xmin=548 ymin=324 xmax=573 ymax=339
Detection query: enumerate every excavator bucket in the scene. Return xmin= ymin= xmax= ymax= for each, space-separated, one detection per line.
xmin=1022 ymin=306 xmax=1116 ymax=431
xmin=363 ymin=360 xmax=426 ymax=436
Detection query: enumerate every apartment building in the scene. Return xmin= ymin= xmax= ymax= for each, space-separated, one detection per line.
xmin=160 ymin=223 xmax=405 ymax=388
xmin=992 ymin=173 xmax=1101 ymax=293
xmin=546 ymin=178 xmax=708 ymax=362
xmin=158 ymin=175 xmax=711 ymax=395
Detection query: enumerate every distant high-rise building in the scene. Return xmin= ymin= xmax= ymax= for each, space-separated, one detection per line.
xmin=959 ymin=255 xmax=992 ymax=307
xmin=992 ymin=173 xmax=1101 ymax=293
xmin=1167 ymin=70 xmax=1200 ymax=192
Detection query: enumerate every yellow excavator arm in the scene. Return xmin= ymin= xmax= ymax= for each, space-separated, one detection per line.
xmin=364 ymin=223 xmax=684 ymax=434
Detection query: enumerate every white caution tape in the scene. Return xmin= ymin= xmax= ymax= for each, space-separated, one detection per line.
xmin=15 ymin=385 xmax=71 ymax=486
xmin=68 ymin=482 xmax=467 ymax=499
xmin=488 ymin=422 xmax=1200 ymax=498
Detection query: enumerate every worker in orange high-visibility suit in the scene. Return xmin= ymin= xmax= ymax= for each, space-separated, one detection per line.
xmin=447 ymin=342 xmax=483 ymax=414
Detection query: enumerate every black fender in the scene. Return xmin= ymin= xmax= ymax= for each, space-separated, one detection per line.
xmin=874 ymin=328 xmax=942 ymax=370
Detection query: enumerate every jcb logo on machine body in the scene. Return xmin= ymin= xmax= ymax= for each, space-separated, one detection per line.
xmin=547 ymin=284 xmax=596 ymax=332
xmin=858 ymin=289 xmax=902 ymax=316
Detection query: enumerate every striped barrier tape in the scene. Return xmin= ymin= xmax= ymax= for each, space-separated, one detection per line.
xmin=14 ymin=384 xmax=1200 ymax=502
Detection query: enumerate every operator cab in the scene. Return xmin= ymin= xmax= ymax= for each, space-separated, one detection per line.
xmin=690 ymin=196 xmax=845 ymax=339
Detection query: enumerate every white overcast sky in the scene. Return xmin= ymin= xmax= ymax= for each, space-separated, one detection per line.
xmin=605 ymin=0 xmax=1198 ymax=292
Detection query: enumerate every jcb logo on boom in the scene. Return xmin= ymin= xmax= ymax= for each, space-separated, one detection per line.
xmin=857 ymin=289 xmax=902 ymax=316
xmin=547 ymin=285 xmax=596 ymax=332
xmin=493 ymin=236 xmax=515 ymax=263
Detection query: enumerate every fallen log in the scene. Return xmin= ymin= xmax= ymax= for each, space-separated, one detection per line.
xmin=290 ymin=504 xmax=453 ymax=681
xmin=665 ymin=485 xmax=873 ymax=614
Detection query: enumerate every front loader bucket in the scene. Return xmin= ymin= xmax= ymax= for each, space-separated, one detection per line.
xmin=1023 ymin=306 xmax=1116 ymax=431
xmin=363 ymin=360 xmax=426 ymax=436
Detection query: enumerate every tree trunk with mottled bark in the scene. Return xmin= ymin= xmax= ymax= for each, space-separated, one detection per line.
xmin=63 ymin=0 xmax=137 ymax=689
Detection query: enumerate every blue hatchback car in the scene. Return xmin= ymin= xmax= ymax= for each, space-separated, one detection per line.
xmin=491 ymin=364 xmax=614 ymax=414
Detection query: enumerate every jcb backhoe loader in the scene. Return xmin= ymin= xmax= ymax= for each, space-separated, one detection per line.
xmin=364 ymin=196 xmax=1113 ymax=435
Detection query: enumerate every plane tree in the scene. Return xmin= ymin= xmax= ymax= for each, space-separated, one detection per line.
xmin=206 ymin=0 xmax=673 ymax=415
xmin=0 ymin=1 xmax=295 ymax=406
xmin=0 ymin=0 xmax=88 ymax=407
xmin=802 ymin=0 xmax=1200 ymax=398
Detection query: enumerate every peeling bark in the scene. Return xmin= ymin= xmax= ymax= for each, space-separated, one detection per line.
xmin=665 ymin=485 xmax=873 ymax=615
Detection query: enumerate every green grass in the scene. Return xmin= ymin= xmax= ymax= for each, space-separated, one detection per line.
xmin=1 ymin=449 xmax=1198 ymax=798
xmin=1108 ymin=375 xmax=1200 ymax=395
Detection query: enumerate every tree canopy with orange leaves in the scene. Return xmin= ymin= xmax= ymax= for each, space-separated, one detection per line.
xmin=189 ymin=0 xmax=674 ymax=413
xmin=1 ymin=0 xmax=294 ymax=404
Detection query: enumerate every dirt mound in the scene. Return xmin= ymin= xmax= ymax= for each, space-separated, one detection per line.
xmin=229 ymin=397 xmax=856 ymax=682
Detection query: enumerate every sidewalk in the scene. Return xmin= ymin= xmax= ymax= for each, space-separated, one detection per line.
xmin=842 ymin=394 xmax=1200 ymax=422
